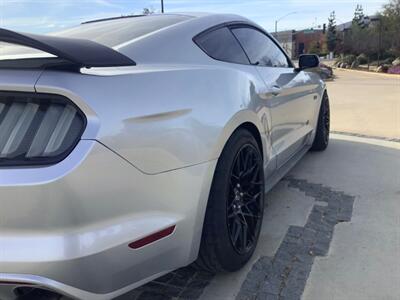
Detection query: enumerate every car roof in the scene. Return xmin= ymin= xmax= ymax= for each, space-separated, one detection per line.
xmin=108 ymin=13 xmax=260 ymax=65
xmin=0 ymin=13 xmax=258 ymax=67
xmin=56 ymin=12 xmax=256 ymax=51
xmin=81 ymin=12 xmax=238 ymax=24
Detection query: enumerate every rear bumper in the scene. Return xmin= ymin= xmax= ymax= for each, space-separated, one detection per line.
xmin=0 ymin=140 xmax=216 ymax=299
xmin=0 ymin=272 xmax=167 ymax=300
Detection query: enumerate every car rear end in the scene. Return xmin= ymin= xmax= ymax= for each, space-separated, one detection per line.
xmin=0 ymin=91 xmax=199 ymax=299
xmin=0 ymin=16 xmax=216 ymax=299
xmin=0 ymin=68 xmax=216 ymax=300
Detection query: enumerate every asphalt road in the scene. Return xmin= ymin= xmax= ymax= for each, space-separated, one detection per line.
xmin=119 ymin=70 xmax=400 ymax=300
xmin=200 ymin=135 xmax=400 ymax=300
xmin=201 ymin=70 xmax=400 ymax=300
xmin=328 ymin=69 xmax=399 ymax=140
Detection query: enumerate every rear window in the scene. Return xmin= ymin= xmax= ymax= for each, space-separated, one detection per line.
xmin=0 ymin=43 xmax=53 ymax=61
xmin=195 ymin=27 xmax=250 ymax=65
xmin=54 ymin=15 xmax=191 ymax=48
xmin=0 ymin=15 xmax=191 ymax=62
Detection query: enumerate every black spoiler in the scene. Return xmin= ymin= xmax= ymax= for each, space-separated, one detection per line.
xmin=0 ymin=28 xmax=136 ymax=68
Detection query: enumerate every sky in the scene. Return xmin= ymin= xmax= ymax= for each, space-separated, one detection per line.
xmin=0 ymin=0 xmax=389 ymax=34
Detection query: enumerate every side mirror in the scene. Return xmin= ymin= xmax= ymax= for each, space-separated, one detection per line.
xmin=298 ymin=54 xmax=320 ymax=71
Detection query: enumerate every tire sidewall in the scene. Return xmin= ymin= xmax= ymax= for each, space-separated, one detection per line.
xmin=208 ymin=129 xmax=265 ymax=271
xmin=311 ymin=92 xmax=330 ymax=151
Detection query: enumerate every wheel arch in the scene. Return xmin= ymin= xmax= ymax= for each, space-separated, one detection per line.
xmin=235 ymin=122 xmax=263 ymax=157
xmin=210 ymin=109 xmax=269 ymax=164
xmin=190 ymin=113 xmax=267 ymax=270
xmin=188 ymin=111 xmax=270 ymax=262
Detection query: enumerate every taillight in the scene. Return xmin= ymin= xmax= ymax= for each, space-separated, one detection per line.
xmin=0 ymin=92 xmax=86 ymax=166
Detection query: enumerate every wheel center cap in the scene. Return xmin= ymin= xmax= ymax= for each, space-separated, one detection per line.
xmin=233 ymin=185 xmax=246 ymax=214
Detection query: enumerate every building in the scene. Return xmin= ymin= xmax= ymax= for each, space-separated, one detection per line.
xmin=274 ymin=29 xmax=326 ymax=59
xmin=272 ymin=30 xmax=296 ymax=59
xmin=294 ymin=29 xmax=325 ymax=57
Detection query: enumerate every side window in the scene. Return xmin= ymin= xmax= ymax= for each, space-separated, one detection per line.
xmin=194 ymin=27 xmax=250 ymax=65
xmin=231 ymin=27 xmax=289 ymax=68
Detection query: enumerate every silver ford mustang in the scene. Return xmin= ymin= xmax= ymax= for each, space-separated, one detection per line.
xmin=0 ymin=13 xmax=330 ymax=300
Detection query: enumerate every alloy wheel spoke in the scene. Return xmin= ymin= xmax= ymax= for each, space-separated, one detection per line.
xmin=227 ymin=211 xmax=237 ymax=219
xmin=233 ymin=219 xmax=242 ymax=244
xmin=227 ymin=144 xmax=263 ymax=254
xmin=241 ymin=162 xmax=257 ymax=179
xmin=242 ymin=222 xmax=248 ymax=249
xmin=242 ymin=150 xmax=251 ymax=172
xmin=244 ymin=191 xmax=261 ymax=206
xmin=241 ymin=211 xmax=260 ymax=219
xmin=250 ymin=163 xmax=260 ymax=182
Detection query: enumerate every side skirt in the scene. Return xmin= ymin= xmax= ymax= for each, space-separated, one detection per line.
xmin=264 ymin=144 xmax=310 ymax=194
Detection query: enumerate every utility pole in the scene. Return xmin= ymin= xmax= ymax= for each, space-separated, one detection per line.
xmin=161 ymin=0 xmax=164 ymax=13
xmin=370 ymin=16 xmax=382 ymax=67
xmin=378 ymin=18 xmax=382 ymax=67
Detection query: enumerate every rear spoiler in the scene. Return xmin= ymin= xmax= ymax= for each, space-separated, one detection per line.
xmin=0 ymin=28 xmax=136 ymax=68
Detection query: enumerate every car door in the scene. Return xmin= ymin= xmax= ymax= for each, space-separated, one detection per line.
xmin=231 ymin=25 xmax=317 ymax=168
xmin=194 ymin=25 xmax=277 ymax=175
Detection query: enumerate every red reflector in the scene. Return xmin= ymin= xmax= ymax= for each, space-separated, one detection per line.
xmin=129 ymin=225 xmax=176 ymax=249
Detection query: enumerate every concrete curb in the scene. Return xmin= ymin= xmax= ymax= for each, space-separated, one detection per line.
xmin=331 ymin=131 xmax=400 ymax=143
xmin=333 ymin=67 xmax=400 ymax=78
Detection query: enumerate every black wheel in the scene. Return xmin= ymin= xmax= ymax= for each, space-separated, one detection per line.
xmin=195 ymin=129 xmax=265 ymax=273
xmin=311 ymin=92 xmax=330 ymax=151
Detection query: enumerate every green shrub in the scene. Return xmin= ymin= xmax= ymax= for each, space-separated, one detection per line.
xmin=334 ymin=56 xmax=343 ymax=66
xmin=351 ymin=60 xmax=360 ymax=69
xmin=377 ymin=65 xmax=390 ymax=73
xmin=382 ymin=57 xmax=394 ymax=65
xmin=356 ymin=54 xmax=368 ymax=65
xmin=388 ymin=65 xmax=400 ymax=74
xmin=343 ymin=55 xmax=356 ymax=65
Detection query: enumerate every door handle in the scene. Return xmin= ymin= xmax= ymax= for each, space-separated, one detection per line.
xmin=271 ymin=85 xmax=282 ymax=96
xmin=259 ymin=85 xmax=282 ymax=100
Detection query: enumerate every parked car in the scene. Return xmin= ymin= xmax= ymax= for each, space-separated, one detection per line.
xmin=319 ymin=62 xmax=334 ymax=79
xmin=0 ymin=13 xmax=330 ymax=300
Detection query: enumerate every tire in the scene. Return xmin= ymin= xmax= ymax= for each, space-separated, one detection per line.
xmin=194 ymin=128 xmax=265 ymax=273
xmin=311 ymin=92 xmax=330 ymax=151
xmin=16 ymin=288 xmax=62 ymax=300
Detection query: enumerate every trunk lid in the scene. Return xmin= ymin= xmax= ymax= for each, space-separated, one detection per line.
xmin=0 ymin=68 xmax=43 ymax=92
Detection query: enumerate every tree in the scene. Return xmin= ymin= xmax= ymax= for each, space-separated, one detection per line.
xmin=382 ymin=0 xmax=400 ymax=17
xmin=381 ymin=0 xmax=400 ymax=57
xmin=308 ymin=41 xmax=321 ymax=55
xmin=349 ymin=4 xmax=369 ymax=56
xmin=307 ymin=40 xmax=328 ymax=56
xmin=327 ymin=11 xmax=337 ymax=52
xmin=142 ymin=7 xmax=155 ymax=15
xmin=336 ymin=0 xmax=400 ymax=60
xmin=353 ymin=4 xmax=365 ymax=24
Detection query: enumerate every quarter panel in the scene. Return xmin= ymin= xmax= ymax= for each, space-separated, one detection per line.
xmin=36 ymin=63 xmax=269 ymax=174
xmin=0 ymin=69 xmax=42 ymax=92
